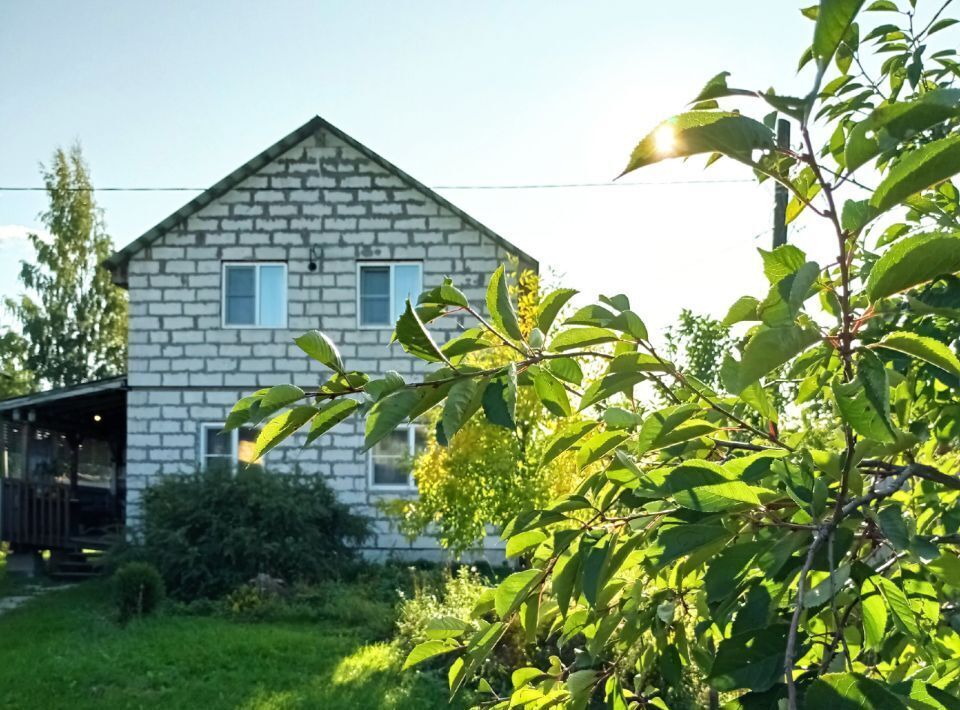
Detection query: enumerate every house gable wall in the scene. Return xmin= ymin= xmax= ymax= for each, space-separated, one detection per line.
xmin=124 ymin=128 xmax=522 ymax=558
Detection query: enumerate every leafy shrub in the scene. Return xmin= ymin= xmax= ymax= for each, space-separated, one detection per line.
xmin=394 ymin=566 xmax=490 ymax=651
xmin=113 ymin=561 xmax=164 ymax=622
xmin=140 ymin=467 xmax=370 ymax=600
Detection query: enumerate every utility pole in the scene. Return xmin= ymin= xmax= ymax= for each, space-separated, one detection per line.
xmin=772 ymin=118 xmax=791 ymax=248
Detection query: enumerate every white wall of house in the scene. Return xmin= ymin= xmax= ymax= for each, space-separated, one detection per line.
xmin=123 ymin=126 xmax=529 ymax=560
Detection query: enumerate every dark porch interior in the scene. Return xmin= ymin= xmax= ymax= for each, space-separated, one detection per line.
xmin=0 ymin=377 xmax=126 ymax=552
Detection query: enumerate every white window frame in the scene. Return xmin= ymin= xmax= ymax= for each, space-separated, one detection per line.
xmin=356 ymin=261 xmax=423 ymax=330
xmin=198 ymin=422 xmax=262 ymax=469
xmin=367 ymin=423 xmax=425 ymax=491
xmin=221 ymin=261 xmax=288 ymax=329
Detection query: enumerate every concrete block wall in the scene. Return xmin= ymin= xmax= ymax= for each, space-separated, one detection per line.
xmin=124 ymin=127 xmax=525 ymax=560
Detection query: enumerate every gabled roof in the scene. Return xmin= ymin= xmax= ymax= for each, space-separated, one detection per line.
xmin=105 ymin=115 xmax=537 ymax=280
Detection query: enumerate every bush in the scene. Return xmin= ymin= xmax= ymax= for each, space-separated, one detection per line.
xmin=140 ymin=467 xmax=370 ymax=600
xmin=394 ymin=566 xmax=490 ymax=651
xmin=113 ymin=561 xmax=164 ymax=622
xmin=394 ymin=565 xmax=532 ymax=689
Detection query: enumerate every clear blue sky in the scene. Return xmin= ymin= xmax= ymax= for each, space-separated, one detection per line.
xmin=2 ymin=1 xmax=827 ymax=335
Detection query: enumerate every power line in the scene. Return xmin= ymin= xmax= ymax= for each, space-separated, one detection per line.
xmin=0 ymin=177 xmax=758 ymax=194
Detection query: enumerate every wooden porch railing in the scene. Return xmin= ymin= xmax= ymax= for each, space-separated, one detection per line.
xmin=0 ymin=478 xmax=71 ymax=549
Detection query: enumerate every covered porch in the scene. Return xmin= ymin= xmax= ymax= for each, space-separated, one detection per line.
xmin=0 ymin=377 xmax=127 ymax=554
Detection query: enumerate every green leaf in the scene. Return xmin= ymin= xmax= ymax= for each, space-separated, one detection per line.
xmin=721 ymin=326 xmax=820 ymax=394
xmin=866 ymin=0 xmax=897 ymax=10
xmin=566 ymin=303 xmax=616 ymax=327
xmin=549 ymin=326 xmax=620 ymax=351
xmin=255 ymin=405 xmax=318 ymax=460
xmin=567 ymin=670 xmax=599 ymax=710
xmin=486 ymin=264 xmax=524 ymax=341
xmin=541 ymin=421 xmax=599 ymax=466
xmin=620 ymin=111 xmax=775 ymax=176
xmin=878 ymin=503 xmax=910 ymax=551
xmin=724 ymin=296 xmax=761 ymax=326
xmin=537 ymin=288 xmax=578 ymax=335
xmin=260 ymin=384 xmax=305 ymax=411
xmin=803 ymin=565 xmax=851 ymax=608
xmin=425 ymin=615 xmax=471 ymax=640
xmin=672 ymin=480 xmax=762 ymax=512
xmin=846 ymin=89 xmax=960 ymax=172
xmin=638 ymin=417 xmax=716 ymax=454
xmin=804 ymin=672 xmax=907 ymax=709
xmin=708 ymin=624 xmax=789 ymax=692
xmin=364 ymin=371 xmax=406 ymax=401
xmin=602 ymin=406 xmax=643 ymax=430
xmin=304 ymin=398 xmax=359 ymax=445
xmin=892 ymin=681 xmax=960 ymax=710
xmin=655 ymin=523 xmax=732 ymax=568
xmin=364 ymin=389 xmax=419 ymax=451
xmin=547 ymin=357 xmax=583 ymax=385
xmin=694 ymin=70 xmax=741 ymax=102
xmin=740 ymin=381 xmax=779 ymax=423
xmin=874 ymin=575 xmax=920 ymax=637
xmin=441 ymin=327 xmax=492 ymax=359
xmin=759 ymin=244 xmax=807 ymax=284
xmin=871 ymin=136 xmax=960 ymax=213
xmin=607 ymin=310 xmax=648 ymax=340
xmin=704 ymin=542 xmax=766 ymax=604
xmin=757 ymin=260 xmax=819 ymax=326
xmin=494 ymin=569 xmax=543 ymax=618
xmin=874 ymin=331 xmax=960 ymax=378
xmin=442 ymin=378 xmax=484 ymax=441
xmin=482 ymin=365 xmax=517 ymax=429
xmin=224 ymin=389 xmax=268 ymax=431
xmin=865 ymin=232 xmax=960 ymax=301
xmin=294 ymin=330 xmax=345 ymax=373
xmin=393 ymin=300 xmax=448 ymax=363
xmin=813 ymin=0 xmax=866 ymax=73
xmin=576 ymin=431 xmax=629 ymax=470
xmin=552 ymin=550 xmax=581 ymax=616
xmin=834 ymin=352 xmax=897 ymax=442
xmin=841 ymin=199 xmax=880 ymax=232
xmin=861 ymin=577 xmax=887 ymax=650
xmin=506 ymin=530 xmax=548 ymax=559
xmin=530 ymin=366 xmax=572 ymax=417
xmin=418 ymin=277 xmax=469 ymax=308
xmin=402 ymin=640 xmax=459 ymax=670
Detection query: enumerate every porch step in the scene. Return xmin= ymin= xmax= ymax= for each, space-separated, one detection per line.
xmin=49 ymin=550 xmax=104 ymax=580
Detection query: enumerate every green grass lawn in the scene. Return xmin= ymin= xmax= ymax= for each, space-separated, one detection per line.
xmin=0 ymin=563 xmax=454 ymax=710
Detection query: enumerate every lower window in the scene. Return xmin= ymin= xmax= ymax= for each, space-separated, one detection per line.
xmin=368 ymin=423 xmax=427 ymax=489
xmin=199 ymin=423 xmax=259 ymax=470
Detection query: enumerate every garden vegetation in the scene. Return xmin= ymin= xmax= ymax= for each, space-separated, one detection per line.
xmin=229 ymin=1 xmax=960 ymax=707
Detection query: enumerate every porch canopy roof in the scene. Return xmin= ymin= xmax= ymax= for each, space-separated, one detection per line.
xmin=0 ymin=377 xmax=127 ymax=440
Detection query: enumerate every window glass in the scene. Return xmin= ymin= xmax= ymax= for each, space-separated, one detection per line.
xmin=258 ymin=265 xmax=286 ymax=327
xmin=393 ymin=264 xmax=423 ymax=323
xmin=359 ymin=265 xmax=391 ymax=326
xmin=359 ymin=263 xmax=423 ymax=327
xmin=201 ymin=424 xmax=260 ymax=470
xmin=225 ymin=265 xmax=256 ymax=325
xmin=370 ymin=424 xmax=427 ymax=488
xmin=237 ymin=427 xmax=257 ymax=465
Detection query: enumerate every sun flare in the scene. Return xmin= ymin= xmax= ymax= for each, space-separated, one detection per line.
xmin=653 ymin=124 xmax=676 ymax=156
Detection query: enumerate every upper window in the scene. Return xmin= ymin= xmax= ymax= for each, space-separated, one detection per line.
xmin=358 ymin=262 xmax=423 ymax=328
xmin=368 ymin=423 xmax=427 ymax=489
xmin=199 ymin=422 xmax=259 ymax=471
xmin=222 ymin=262 xmax=287 ymax=328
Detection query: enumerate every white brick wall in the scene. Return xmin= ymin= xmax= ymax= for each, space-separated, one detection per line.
xmin=124 ymin=127 xmax=527 ymax=560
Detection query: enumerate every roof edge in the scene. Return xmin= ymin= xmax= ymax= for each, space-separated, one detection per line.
xmin=104 ymin=116 xmax=538 ymax=279
xmin=0 ymin=376 xmax=127 ymax=412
